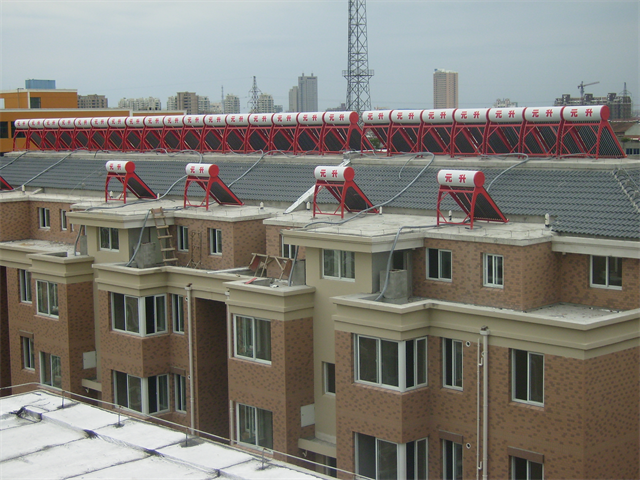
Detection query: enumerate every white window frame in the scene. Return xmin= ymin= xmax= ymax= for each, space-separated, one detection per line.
xmin=233 ymin=315 xmax=271 ymax=363
xmin=355 ymin=432 xmax=428 ymax=480
xmin=511 ymin=456 xmax=544 ymax=480
xmin=355 ymin=335 xmax=428 ymax=392
xmin=99 ymin=227 xmax=119 ymax=251
xmin=322 ymin=249 xmax=355 ymax=281
xmin=174 ymin=374 xmax=187 ymax=413
xmin=177 ymin=225 xmax=189 ymax=252
xmin=172 ymin=294 xmax=184 ymax=334
xmin=40 ymin=352 xmax=61 ymax=389
xmin=427 ymin=248 xmax=452 ymax=281
xmin=111 ymin=293 xmax=167 ymax=336
xmin=22 ymin=337 xmax=35 ymax=370
xmin=483 ymin=253 xmax=504 ymax=288
xmin=113 ymin=371 xmax=169 ymax=415
xmin=512 ymin=349 xmax=544 ymax=406
xmin=236 ymin=403 xmax=273 ymax=450
xmin=209 ymin=228 xmax=222 ymax=255
xmin=323 ymin=362 xmax=336 ymax=395
xmin=443 ymin=439 xmax=463 ymax=480
xmin=443 ymin=338 xmax=463 ymax=390
xmin=36 ymin=280 xmax=58 ymax=318
xmin=590 ymin=255 xmax=622 ymax=289
xmin=19 ymin=269 xmax=32 ymax=303
xmin=38 ymin=207 xmax=50 ymax=229
xmin=60 ymin=210 xmax=68 ymax=231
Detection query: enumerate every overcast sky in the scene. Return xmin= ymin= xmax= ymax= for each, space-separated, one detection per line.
xmin=1 ymin=0 xmax=637 ymax=111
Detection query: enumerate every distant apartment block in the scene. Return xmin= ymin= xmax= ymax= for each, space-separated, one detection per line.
xmin=256 ymin=93 xmax=275 ymax=114
xmin=298 ymin=73 xmax=318 ymax=112
xmin=433 ymin=69 xmax=458 ymax=109
xmin=118 ymin=97 xmax=162 ymax=111
xmin=224 ymin=94 xmax=240 ymax=114
xmin=78 ymin=94 xmax=108 ymax=109
xmin=554 ymin=92 xmax=632 ymax=120
xmin=493 ymin=98 xmax=518 ymax=108
xmin=288 ymin=86 xmax=299 ymax=112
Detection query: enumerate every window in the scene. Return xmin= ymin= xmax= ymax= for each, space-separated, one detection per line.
xmin=512 ymin=456 xmax=543 ymax=480
xmin=60 ymin=210 xmax=68 ymax=231
xmin=355 ymin=335 xmax=427 ymax=391
xmin=175 ymin=374 xmax=187 ymax=413
xmin=443 ymin=439 xmax=463 ymax=480
xmin=38 ymin=207 xmax=50 ymax=229
xmin=356 ymin=433 xmax=428 ymax=480
xmin=36 ymin=280 xmax=58 ymax=317
xmin=30 ymin=97 xmax=41 ymax=109
xmin=443 ymin=338 xmax=463 ymax=389
xmin=282 ymin=238 xmax=295 ymax=259
xmin=209 ymin=228 xmax=222 ymax=255
xmin=0 ymin=121 xmax=9 ymax=139
xmin=177 ymin=225 xmax=189 ymax=251
xmin=512 ymin=350 xmax=544 ymax=405
xmin=113 ymin=371 xmax=169 ymax=414
xmin=483 ymin=253 xmax=503 ymax=288
xmin=22 ymin=337 xmax=35 ymax=370
xmin=324 ymin=362 xmax=336 ymax=395
xmin=19 ymin=269 xmax=32 ymax=303
xmin=99 ymin=227 xmax=119 ymax=251
xmin=40 ymin=352 xmax=61 ymax=388
xmin=590 ymin=256 xmax=622 ymax=289
xmin=427 ymin=248 xmax=452 ymax=281
xmin=323 ymin=249 xmax=355 ymax=280
xmin=234 ymin=315 xmax=271 ymax=363
xmin=237 ymin=403 xmax=273 ymax=449
xmin=172 ymin=294 xmax=184 ymax=333
xmin=111 ymin=293 xmax=167 ymax=336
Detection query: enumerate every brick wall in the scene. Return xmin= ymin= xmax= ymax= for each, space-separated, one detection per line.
xmin=559 ymin=254 xmax=640 ymax=310
xmin=0 ymin=201 xmax=30 ymax=241
xmin=415 ymin=239 xmax=565 ymax=311
xmin=265 ymin=225 xmax=306 ymax=278
xmin=28 ymin=201 xmax=77 ymax=244
xmin=228 ymin=316 xmax=314 ymax=458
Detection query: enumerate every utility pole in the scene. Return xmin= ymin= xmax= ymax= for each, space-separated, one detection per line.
xmin=343 ymin=0 xmax=374 ymax=116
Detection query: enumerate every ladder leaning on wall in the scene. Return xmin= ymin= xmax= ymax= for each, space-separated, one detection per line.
xmin=150 ymin=208 xmax=178 ymax=264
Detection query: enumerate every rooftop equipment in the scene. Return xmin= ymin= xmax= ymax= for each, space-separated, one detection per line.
xmin=436 ymin=169 xmax=508 ymax=229
xmin=104 ymin=161 xmax=156 ymax=203
xmin=312 ymin=165 xmax=377 ymax=218
xmin=183 ymin=163 xmax=243 ymax=210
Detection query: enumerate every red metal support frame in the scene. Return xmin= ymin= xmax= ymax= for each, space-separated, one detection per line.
xmin=104 ymin=161 xmax=156 ymax=203
xmin=312 ymin=166 xmax=378 ymax=218
xmin=183 ymin=163 xmax=243 ymax=209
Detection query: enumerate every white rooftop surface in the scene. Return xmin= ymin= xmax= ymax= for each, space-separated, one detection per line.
xmin=0 ymin=391 xmax=331 ymax=480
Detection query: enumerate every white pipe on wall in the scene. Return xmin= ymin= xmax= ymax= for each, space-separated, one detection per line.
xmin=480 ymin=326 xmax=490 ymax=480
xmin=185 ymin=283 xmax=195 ymax=435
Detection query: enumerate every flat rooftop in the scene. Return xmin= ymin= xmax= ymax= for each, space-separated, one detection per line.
xmin=0 ymin=391 xmax=331 ymax=480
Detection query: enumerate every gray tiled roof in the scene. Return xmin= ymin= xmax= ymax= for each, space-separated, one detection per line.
xmin=1 ymin=156 xmax=638 ymax=240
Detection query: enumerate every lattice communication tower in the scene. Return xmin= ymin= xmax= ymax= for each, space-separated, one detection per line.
xmin=343 ymin=0 xmax=374 ymax=116
xmin=247 ymin=76 xmax=262 ymax=113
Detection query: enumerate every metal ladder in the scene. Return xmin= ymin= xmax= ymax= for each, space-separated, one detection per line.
xmin=150 ymin=208 xmax=178 ymax=264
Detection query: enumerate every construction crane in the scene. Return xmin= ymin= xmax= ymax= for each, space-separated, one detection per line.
xmin=578 ymin=80 xmax=599 ymax=101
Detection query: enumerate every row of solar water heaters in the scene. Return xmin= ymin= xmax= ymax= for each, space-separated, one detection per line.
xmin=13 ymin=105 xmax=625 ymax=158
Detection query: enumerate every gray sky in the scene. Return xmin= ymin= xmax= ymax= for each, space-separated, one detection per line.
xmin=1 ymin=0 xmax=638 ymax=111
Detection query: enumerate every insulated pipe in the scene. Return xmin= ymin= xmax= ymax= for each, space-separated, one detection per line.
xmin=185 ymin=283 xmax=195 ymax=435
xmin=480 ymin=326 xmax=490 ymax=480
xmin=226 ymin=292 xmax=234 ymax=445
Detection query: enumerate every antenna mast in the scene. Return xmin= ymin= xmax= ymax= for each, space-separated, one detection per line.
xmin=343 ymin=0 xmax=374 ymax=116
xmin=248 ymin=76 xmax=262 ymax=113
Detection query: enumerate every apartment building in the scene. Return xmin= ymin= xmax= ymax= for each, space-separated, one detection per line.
xmin=0 ymin=151 xmax=638 ymax=480
xmin=433 ymin=69 xmax=459 ymax=109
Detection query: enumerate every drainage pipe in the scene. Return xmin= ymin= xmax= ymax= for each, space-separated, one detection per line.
xmin=480 ymin=326 xmax=490 ymax=480
xmin=185 ymin=283 xmax=195 ymax=435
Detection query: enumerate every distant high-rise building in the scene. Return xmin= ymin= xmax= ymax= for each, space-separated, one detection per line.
xmin=493 ymin=98 xmax=518 ymax=108
xmin=176 ymin=92 xmax=198 ymax=115
xmin=554 ymin=88 xmax=633 ymax=120
xmin=298 ymin=73 xmax=318 ymax=112
xmin=25 ymin=79 xmax=56 ymax=90
xmin=433 ymin=69 xmax=458 ymax=109
xmin=118 ymin=97 xmax=162 ymax=111
xmin=198 ymin=96 xmax=212 ymax=114
xmin=224 ymin=94 xmax=240 ymax=114
xmin=78 ymin=94 xmax=108 ymax=109
xmin=256 ymin=93 xmax=275 ymax=114
xmin=288 ymin=86 xmax=299 ymax=112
